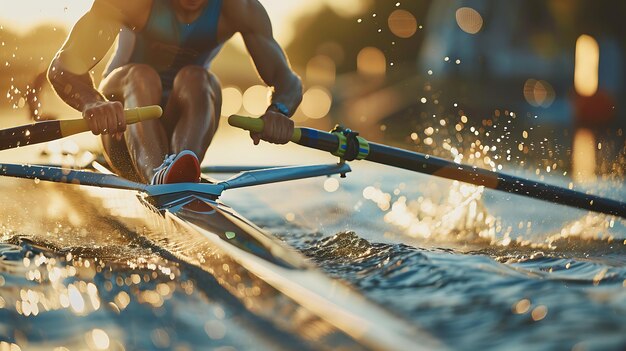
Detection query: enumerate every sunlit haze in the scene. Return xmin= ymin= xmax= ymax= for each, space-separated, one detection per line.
xmin=0 ymin=0 xmax=371 ymax=44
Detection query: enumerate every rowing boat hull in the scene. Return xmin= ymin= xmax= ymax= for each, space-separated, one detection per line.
xmin=79 ymin=184 xmax=442 ymax=350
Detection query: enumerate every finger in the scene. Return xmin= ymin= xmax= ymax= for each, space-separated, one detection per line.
xmin=92 ymin=116 xmax=102 ymax=135
xmin=100 ymin=108 xmax=111 ymax=135
xmin=278 ymin=119 xmax=290 ymax=144
xmin=251 ymin=132 xmax=261 ymax=145
xmin=109 ymin=106 xmax=120 ymax=134
xmin=282 ymin=121 xmax=291 ymax=142
xmin=88 ymin=110 xmax=103 ymax=135
xmin=274 ymin=123 xmax=285 ymax=144
xmin=266 ymin=119 xmax=278 ymax=143
xmin=84 ymin=111 xmax=96 ymax=135
xmin=105 ymin=109 xmax=116 ymax=135
xmin=114 ymin=101 xmax=126 ymax=132
xmin=100 ymin=108 xmax=109 ymax=135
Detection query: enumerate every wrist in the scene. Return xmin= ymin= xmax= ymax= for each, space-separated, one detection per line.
xmin=268 ymin=102 xmax=290 ymax=117
xmin=83 ymin=98 xmax=107 ymax=112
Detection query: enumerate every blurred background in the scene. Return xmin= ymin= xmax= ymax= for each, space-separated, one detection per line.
xmin=0 ymin=0 xmax=624 ymax=182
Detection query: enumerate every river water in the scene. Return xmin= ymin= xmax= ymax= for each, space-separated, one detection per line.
xmin=0 ymin=138 xmax=625 ymax=351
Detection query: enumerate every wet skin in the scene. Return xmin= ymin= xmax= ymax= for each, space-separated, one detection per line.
xmin=48 ymin=0 xmax=302 ymax=182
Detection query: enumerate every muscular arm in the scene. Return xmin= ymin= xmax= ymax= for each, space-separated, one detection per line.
xmin=48 ymin=0 xmax=125 ymax=111
xmin=47 ymin=0 xmax=149 ymax=137
xmin=223 ymin=0 xmax=302 ymax=116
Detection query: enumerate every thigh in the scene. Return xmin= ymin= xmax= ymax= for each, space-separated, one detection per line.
xmin=98 ymin=65 xmax=147 ymax=181
xmin=162 ymin=69 xmax=222 ymax=136
xmin=99 ymin=65 xmax=132 ymax=103
xmin=208 ymin=71 xmax=223 ymax=134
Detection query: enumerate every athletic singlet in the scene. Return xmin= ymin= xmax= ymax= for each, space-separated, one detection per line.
xmin=105 ymin=0 xmax=223 ymax=90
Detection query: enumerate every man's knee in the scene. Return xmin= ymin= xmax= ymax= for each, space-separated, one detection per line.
xmin=173 ymin=65 xmax=213 ymax=94
xmin=124 ymin=64 xmax=162 ymax=94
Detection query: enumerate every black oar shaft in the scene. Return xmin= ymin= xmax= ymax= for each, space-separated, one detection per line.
xmin=0 ymin=105 xmax=162 ymax=151
xmin=366 ymin=142 xmax=625 ymax=218
xmin=0 ymin=121 xmax=63 ymax=149
xmin=296 ymin=127 xmax=626 ymax=218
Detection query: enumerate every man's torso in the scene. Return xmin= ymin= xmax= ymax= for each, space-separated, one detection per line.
xmin=106 ymin=0 xmax=235 ymax=88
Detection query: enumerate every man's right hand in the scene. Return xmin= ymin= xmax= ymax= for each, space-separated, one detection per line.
xmin=83 ymin=101 xmax=126 ymax=140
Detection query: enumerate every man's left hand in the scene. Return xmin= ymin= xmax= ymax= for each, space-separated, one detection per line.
xmin=251 ymin=110 xmax=294 ymax=145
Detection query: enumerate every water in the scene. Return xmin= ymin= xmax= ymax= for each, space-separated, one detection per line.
xmin=1 ymin=161 xmax=625 ymax=350
xmin=231 ymin=163 xmax=626 ymax=351
xmin=0 ymin=180 xmax=312 ymax=351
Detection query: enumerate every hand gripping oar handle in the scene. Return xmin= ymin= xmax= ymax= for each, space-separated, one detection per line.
xmin=0 ymin=105 xmax=163 ymax=151
xmin=229 ymin=115 xmax=626 ymax=218
xmin=229 ymin=115 xmax=302 ymax=143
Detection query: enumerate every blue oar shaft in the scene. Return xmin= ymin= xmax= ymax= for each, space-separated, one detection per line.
xmin=0 ymin=163 xmax=145 ymax=191
xmin=229 ymin=115 xmax=626 ymax=219
xmin=296 ymin=127 xmax=626 ymax=218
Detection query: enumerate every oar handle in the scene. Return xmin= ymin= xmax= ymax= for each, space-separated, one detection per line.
xmin=0 ymin=105 xmax=162 ymax=151
xmin=228 ymin=115 xmax=264 ymax=133
xmin=59 ymin=105 xmax=163 ymax=136
xmin=228 ymin=115 xmax=302 ymax=143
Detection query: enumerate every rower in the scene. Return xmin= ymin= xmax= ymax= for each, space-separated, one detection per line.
xmin=47 ymin=0 xmax=301 ymax=184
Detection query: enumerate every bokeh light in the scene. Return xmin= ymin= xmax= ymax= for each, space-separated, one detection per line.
xmin=456 ymin=7 xmax=483 ymax=34
xmin=323 ymin=0 xmax=372 ymax=18
xmin=574 ymin=34 xmax=599 ymax=97
xmin=572 ymin=128 xmax=597 ymax=183
xmin=68 ymin=284 xmax=85 ymax=314
xmin=89 ymin=329 xmax=110 ymax=350
xmin=388 ymin=9 xmax=418 ymax=39
xmin=0 ymin=342 xmax=21 ymax=351
xmin=523 ymin=79 xmax=555 ymax=107
xmin=316 ymin=41 xmax=345 ymax=64
xmin=221 ymin=87 xmax=243 ymax=116
xmin=301 ymin=86 xmax=332 ymax=119
xmin=531 ymin=305 xmax=548 ymax=321
xmin=357 ymin=47 xmax=386 ymax=77
xmin=242 ymin=85 xmax=271 ymax=116
xmin=306 ymin=55 xmax=336 ymax=85
xmin=323 ymin=178 xmax=340 ymax=192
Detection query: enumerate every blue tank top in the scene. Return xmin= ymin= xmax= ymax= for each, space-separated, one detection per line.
xmin=128 ymin=0 xmax=223 ymax=89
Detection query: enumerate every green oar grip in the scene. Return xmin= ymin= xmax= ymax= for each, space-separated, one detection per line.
xmin=228 ymin=115 xmax=301 ymax=142
xmin=60 ymin=105 xmax=163 ymax=136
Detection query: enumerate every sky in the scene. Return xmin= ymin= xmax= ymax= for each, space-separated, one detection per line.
xmin=0 ymin=0 xmax=371 ymax=45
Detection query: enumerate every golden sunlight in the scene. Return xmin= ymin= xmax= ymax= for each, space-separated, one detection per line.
xmin=0 ymin=1 xmax=92 ymax=33
xmin=0 ymin=0 xmax=370 ymax=45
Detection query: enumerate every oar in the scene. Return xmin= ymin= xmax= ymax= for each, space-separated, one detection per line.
xmin=229 ymin=115 xmax=626 ymax=219
xmin=0 ymin=105 xmax=163 ymax=150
